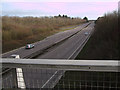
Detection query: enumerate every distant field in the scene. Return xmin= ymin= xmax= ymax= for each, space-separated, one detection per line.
xmin=2 ymin=16 xmax=85 ymax=53
xmin=76 ymin=11 xmax=119 ymax=59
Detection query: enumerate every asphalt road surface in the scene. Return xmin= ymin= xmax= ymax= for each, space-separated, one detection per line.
xmin=25 ymin=21 xmax=95 ymax=88
xmin=36 ymin=22 xmax=94 ymax=59
xmin=2 ymin=21 xmax=95 ymax=88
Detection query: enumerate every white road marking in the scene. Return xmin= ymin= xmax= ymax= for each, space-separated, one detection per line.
xmin=41 ymin=71 xmax=58 ymax=88
xmin=16 ymin=68 xmax=26 ymax=89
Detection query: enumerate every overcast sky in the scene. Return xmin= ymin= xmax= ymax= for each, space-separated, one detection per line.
xmin=2 ymin=0 xmax=118 ymax=20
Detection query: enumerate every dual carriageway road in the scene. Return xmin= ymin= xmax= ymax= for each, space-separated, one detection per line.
xmin=2 ymin=21 xmax=95 ymax=88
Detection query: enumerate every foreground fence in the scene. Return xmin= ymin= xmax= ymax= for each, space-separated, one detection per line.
xmin=1 ymin=59 xmax=120 ymax=90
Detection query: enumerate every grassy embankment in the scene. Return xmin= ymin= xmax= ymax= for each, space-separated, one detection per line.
xmin=2 ymin=16 xmax=85 ymax=53
xmin=76 ymin=11 xmax=119 ymax=59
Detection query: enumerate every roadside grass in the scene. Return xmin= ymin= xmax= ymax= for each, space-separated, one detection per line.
xmin=76 ymin=11 xmax=119 ymax=60
xmin=2 ymin=16 xmax=85 ymax=53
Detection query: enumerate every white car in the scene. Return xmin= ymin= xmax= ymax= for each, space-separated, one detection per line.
xmin=25 ymin=44 xmax=34 ymax=49
xmin=10 ymin=54 xmax=20 ymax=58
xmin=84 ymin=32 xmax=89 ymax=36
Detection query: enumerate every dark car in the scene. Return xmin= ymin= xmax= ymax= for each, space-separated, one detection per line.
xmin=25 ymin=44 xmax=34 ymax=49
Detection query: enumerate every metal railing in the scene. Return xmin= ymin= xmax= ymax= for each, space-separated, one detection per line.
xmin=1 ymin=59 xmax=120 ymax=89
